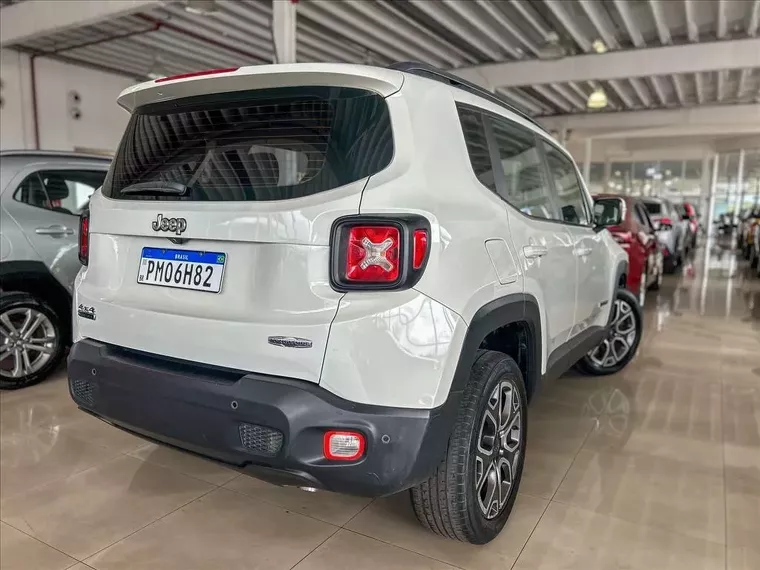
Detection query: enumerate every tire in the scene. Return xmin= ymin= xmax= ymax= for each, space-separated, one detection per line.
xmin=750 ymin=249 xmax=758 ymax=270
xmin=663 ymin=256 xmax=677 ymax=274
xmin=0 ymin=292 xmax=65 ymax=390
xmin=576 ymin=288 xmax=642 ymax=376
xmin=410 ymin=350 xmax=527 ymax=544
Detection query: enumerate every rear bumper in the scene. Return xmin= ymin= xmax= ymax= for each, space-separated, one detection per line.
xmin=67 ymin=340 xmax=452 ymax=497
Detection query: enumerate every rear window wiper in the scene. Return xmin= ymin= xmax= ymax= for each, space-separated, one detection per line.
xmin=120 ymin=181 xmax=190 ymax=196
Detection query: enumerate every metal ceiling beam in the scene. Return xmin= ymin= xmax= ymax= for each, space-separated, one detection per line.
xmin=509 ymin=0 xmax=550 ymax=39
xmin=579 ymin=0 xmax=619 ymax=49
xmin=345 ymin=0 xmax=461 ymax=66
xmin=749 ymin=0 xmax=760 ymax=36
xmin=475 ymin=0 xmax=539 ymax=56
xmin=532 ymin=85 xmax=572 ymax=113
xmin=0 ymin=0 xmax=161 ymax=47
xmin=695 ymin=73 xmax=704 ymax=104
xmin=716 ymin=0 xmax=727 ymax=39
xmin=684 ymin=0 xmax=699 ymax=42
xmin=539 ymin=104 xmax=760 ymax=132
xmin=612 ymin=0 xmax=645 ymax=47
xmin=673 ymin=75 xmax=686 ymax=106
xmin=452 ymin=39 xmax=760 ymax=88
xmin=409 ymin=0 xmax=500 ymax=61
xmin=545 ymin=0 xmax=591 ymax=51
xmin=648 ymin=0 xmax=672 ymax=45
xmin=496 ymin=88 xmax=545 ymax=115
xmin=443 ymin=0 xmax=522 ymax=59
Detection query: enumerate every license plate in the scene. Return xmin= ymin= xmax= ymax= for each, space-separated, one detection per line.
xmin=137 ymin=247 xmax=226 ymax=293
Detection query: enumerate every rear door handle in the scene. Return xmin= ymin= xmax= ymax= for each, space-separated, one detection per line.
xmin=35 ymin=225 xmax=74 ymax=236
xmin=523 ymin=245 xmax=548 ymax=259
xmin=575 ymin=247 xmax=592 ymax=257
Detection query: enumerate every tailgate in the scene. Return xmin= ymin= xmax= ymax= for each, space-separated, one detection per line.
xmin=77 ymin=77 xmax=396 ymax=383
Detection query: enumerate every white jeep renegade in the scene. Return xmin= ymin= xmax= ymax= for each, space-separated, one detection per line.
xmin=69 ymin=62 xmax=639 ymax=544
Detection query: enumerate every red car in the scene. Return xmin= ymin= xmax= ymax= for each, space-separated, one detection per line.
xmin=593 ymin=194 xmax=664 ymax=307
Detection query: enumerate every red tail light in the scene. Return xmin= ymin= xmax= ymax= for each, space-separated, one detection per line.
xmin=330 ymin=216 xmax=430 ymax=291
xmin=154 ymin=67 xmax=239 ymax=83
xmin=78 ymin=212 xmax=90 ymax=266
xmin=346 ymin=226 xmax=400 ymax=282
xmin=413 ymin=229 xmax=428 ymax=270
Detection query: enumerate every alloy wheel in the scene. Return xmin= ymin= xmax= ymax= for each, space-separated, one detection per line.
xmin=587 ymin=297 xmax=637 ymax=368
xmin=475 ymin=379 xmax=522 ymax=519
xmin=0 ymin=308 xmax=57 ymax=380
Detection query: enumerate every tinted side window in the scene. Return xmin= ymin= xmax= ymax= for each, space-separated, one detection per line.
xmin=635 ymin=203 xmax=654 ymax=232
xmin=542 ymin=142 xmax=590 ymax=225
xmin=456 ymin=106 xmax=496 ymax=191
xmin=489 ymin=116 xmax=556 ymax=220
xmin=14 ymin=170 xmax=105 ymax=215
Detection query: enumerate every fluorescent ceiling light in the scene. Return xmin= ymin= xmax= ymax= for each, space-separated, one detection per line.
xmin=587 ymin=88 xmax=608 ymax=109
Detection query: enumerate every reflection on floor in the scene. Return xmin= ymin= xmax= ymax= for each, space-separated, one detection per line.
xmin=1 ymin=245 xmax=759 ymax=570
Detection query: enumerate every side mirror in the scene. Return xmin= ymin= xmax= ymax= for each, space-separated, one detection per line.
xmin=592 ymin=198 xmax=624 ymax=232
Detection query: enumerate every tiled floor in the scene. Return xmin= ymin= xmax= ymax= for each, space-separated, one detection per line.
xmin=1 ymin=245 xmax=759 ymax=570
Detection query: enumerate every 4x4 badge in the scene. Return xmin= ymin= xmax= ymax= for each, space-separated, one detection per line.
xmin=152 ymin=213 xmax=187 ymax=235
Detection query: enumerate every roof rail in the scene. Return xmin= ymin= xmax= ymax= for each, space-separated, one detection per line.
xmin=388 ymin=61 xmax=547 ymax=133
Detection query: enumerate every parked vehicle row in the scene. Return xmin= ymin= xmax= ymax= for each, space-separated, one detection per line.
xmin=4 ymin=63 xmax=663 ymax=545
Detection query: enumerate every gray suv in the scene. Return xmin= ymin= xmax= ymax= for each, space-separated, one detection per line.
xmin=0 ymin=151 xmax=109 ymax=389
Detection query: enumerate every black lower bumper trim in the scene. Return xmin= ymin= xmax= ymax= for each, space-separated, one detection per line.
xmin=68 ymin=340 xmax=454 ymax=497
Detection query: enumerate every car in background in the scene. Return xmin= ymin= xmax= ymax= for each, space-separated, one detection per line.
xmin=642 ymin=197 xmax=688 ymax=272
xmin=594 ymin=194 xmax=663 ymax=306
xmin=0 ymin=150 xmax=110 ymax=389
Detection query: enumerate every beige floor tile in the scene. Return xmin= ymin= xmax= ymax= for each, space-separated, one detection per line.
xmin=85 ymin=488 xmax=337 ymax=570
xmin=0 ymin=522 xmax=77 ymax=570
xmin=224 ymin=474 xmax=370 ymax=526
xmin=512 ymin=502 xmax=725 ymax=570
xmin=554 ymin=449 xmax=726 ymax=544
xmin=725 ymin=467 xmax=760 ymax=551
xmin=293 ymin=529 xmax=457 ymax=570
xmin=128 ymin=443 xmax=237 ymax=486
xmin=52 ymin=414 xmax=146 ymax=455
xmin=0 ymin=429 xmax=119 ymax=500
xmin=0 ymin=455 xmax=213 ymax=560
xmin=727 ymin=546 xmax=760 ymax=570
xmin=518 ymin=401 xmax=596 ymax=499
xmin=346 ymin=492 xmax=547 ymax=570
xmin=723 ymin=383 xmax=760 ymax=449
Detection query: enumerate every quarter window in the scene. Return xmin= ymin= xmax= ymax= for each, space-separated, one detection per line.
xmin=456 ymin=106 xmax=496 ymax=192
xmin=541 ymin=142 xmax=590 ymax=225
xmin=490 ymin=117 xmax=556 ymax=220
xmin=14 ymin=170 xmax=106 ymax=215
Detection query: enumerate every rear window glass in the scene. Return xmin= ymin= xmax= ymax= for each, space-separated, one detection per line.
xmin=644 ymin=202 xmax=662 ymax=215
xmin=102 ymin=86 xmax=393 ymax=201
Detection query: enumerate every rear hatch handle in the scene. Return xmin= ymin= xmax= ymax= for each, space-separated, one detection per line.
xmin=120 ymin=181 xmax=190 ymax=196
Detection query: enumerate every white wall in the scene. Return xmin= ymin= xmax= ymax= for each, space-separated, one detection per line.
xmin=0 ymin=48 xmax=133 ymax=152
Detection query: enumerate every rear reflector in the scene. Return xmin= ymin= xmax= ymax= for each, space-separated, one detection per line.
xmin=154 ymin=67 xmax=239 ymax=83
xmin=323 ymin=431 xmax=365 ymax=461
xmin=78 ymin=212 xmax=90 ymax=266
xmin=413 ymin=229 xmax=428 ymax=270
xmin=345 ymin=226 xmax=400 ymax=282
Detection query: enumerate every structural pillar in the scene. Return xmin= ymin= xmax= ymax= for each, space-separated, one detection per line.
xmin=273 ymin=0 xmax=297 ymax=64
xmin=583 ymin=138 xmax=592 ymax=183
xmin=735 ymin=149 xmax=746 ymax=220
xmin=707 ymin=154 xmax=720 ymax=241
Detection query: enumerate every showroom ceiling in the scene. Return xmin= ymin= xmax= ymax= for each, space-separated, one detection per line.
xmin=2 ymin=0 xmax=759 ymax=117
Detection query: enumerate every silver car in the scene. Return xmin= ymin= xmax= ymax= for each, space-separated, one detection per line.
xmin=0 ymin=151 xmax=110 ymax=389
xmin=642 ymin=197 xmax=689 ymax=273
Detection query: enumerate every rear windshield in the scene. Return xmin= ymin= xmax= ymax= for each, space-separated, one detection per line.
xmin=102 ymin=86 xmax=393 ymax=201
xmin=644 ymin=202 xmax=662 ymax=215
